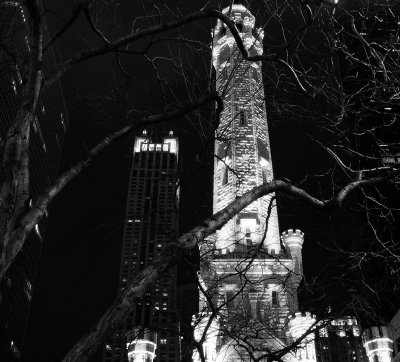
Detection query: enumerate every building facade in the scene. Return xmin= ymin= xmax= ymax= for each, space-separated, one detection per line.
xmin=0 ymin=3 xmax=68 ymax=361
xmin=103 ymin=131 xmax=181 ymax=362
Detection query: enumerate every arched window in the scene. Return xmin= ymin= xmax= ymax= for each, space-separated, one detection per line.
xmin=222 ymin=165 xmax=229 ymax=185
xmin=260 ymin=157 xmax=270 ymax=183
xmin=272 ymin=291 xmax=279 ymax=307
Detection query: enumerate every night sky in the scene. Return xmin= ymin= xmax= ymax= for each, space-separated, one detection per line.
xmin=18 ymin=1 xmax=400 ymax=361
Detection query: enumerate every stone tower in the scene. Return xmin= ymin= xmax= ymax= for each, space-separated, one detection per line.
xmin=194 ymin=5 xmax=308 ymax=361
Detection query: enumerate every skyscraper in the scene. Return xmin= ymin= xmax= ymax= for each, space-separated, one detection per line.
xmin=194 ymin=5 xmax=310 ymax=361
xmin=103 ymin=131 xmax=181 ymax=362
xmin=0 ymin=3 xmax=68 ymax=361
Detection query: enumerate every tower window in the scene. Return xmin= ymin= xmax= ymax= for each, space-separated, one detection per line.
xmin=239 ymin=110 xmax=246 ymax=126
xmin=222 ymin=165 xmax=229 ymax=185
xmin=272 ymin=291 xmax=279 ymax=307
xmin=262 ymin=168 xmax=267 ymax=183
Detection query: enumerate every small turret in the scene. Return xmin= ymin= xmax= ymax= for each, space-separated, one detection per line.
xmin=288 ymin=312 xmax=317 ymax=362
xmin=363 ymin=326 xmax=394 ymax=362
xmin=281 ymin=229 xmax=305 ymax=312
xmin=281 ymin=229 xmax=305 ymax=277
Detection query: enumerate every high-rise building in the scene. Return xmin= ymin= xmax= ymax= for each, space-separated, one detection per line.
xmin=315 ymin=317 xmax=368 ymax=362
xmin=193 ymin=5 xmax=310 ymax=361
xmin=103 ymin=131 xmax=181 ymax=362
xmin=0 ymin=3 xmax=68 ymax=361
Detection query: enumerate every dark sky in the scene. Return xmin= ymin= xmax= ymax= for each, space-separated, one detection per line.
xmin=20 ymin=1 xmax=400 ymax=361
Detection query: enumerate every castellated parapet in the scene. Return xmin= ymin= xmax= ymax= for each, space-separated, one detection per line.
xmin=288 ymin=312 xmax=317 ymax=362
xmin=281 ymin=229 xmax=304 ymax=247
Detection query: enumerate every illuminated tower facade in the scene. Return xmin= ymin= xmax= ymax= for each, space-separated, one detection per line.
xmin=103 ymin=131 xmax=181 ymax=362
xmin=195 ymin=5 xmax=308 ymax=361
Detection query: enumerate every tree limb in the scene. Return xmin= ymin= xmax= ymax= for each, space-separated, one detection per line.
xmin=0 ymin=92 xmax=223 ymax=282
xmin=61 ymin=172 xmax=398 ymax=361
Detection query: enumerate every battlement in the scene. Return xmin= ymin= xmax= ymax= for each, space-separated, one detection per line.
xmin=133 ymin=129 xmax=178 ymax=155
xmin=281 ymin=229 xmax=304 ymax=239
xmin=289 ymin=311 xmax=316 ymax=323
xmin=281 ymin=229 xmax=304 ymax=248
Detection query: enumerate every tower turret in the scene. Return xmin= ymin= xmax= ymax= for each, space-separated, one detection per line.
xmin=363 ymin=326 xmax=394 ymax=362
xmin=281 ymin=229 xmax=304 ymax=312
xmin=288 ymin=312 xmax=317 ymax=362
xmin=281 ymin=229 xmax=305 ymax=277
